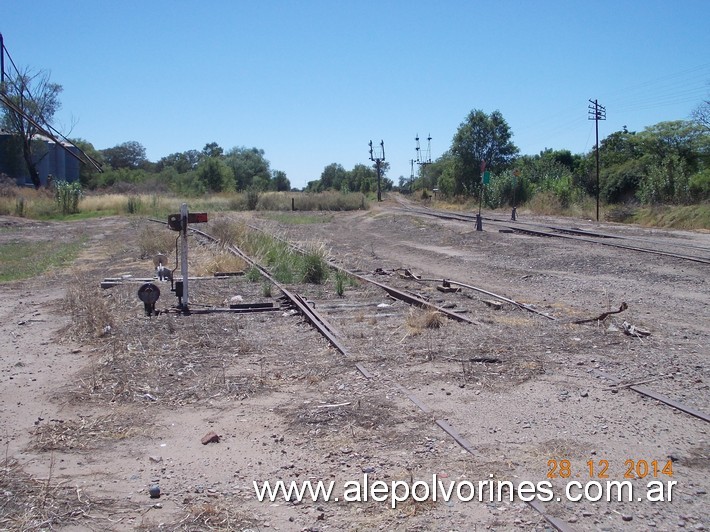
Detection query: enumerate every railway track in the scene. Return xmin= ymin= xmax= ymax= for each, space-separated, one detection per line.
xmin=392 ymin=202 xmax=710 ymax=265
xmin=180 ymin=222 xmax=576 ymax=531
xmin=158 ymin=217 xmax=709 ymax=530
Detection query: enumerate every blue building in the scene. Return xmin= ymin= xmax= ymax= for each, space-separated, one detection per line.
xmin=0 ymin=129 xmax=80 ymax=186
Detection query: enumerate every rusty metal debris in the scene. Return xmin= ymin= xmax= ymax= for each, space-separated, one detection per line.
xmin=572 ymin=302 xmax=628 ymax=324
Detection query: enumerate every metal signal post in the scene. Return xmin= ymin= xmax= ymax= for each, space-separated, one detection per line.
xmin=588 ymin=99 xmax=606 ymax=221
xmin=369 ymin=140 xmax=385 ymax=202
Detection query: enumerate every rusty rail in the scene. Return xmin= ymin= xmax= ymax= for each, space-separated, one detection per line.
xmin=392 ymin=204 xmax=710 ymax=265
xmin=168 ymin=220 xmax=576 ymax=532
xmin=592 ymin=370 xmax=710 ymax=424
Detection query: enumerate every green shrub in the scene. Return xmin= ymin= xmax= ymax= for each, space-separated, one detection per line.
xmin=246 ymin=265 xmax=262 ymax=282
xmin=335 ymin=270 xmax=347 ymax=296
xmin=486 ymin=172 xmax=533 ymax=208
xmin=301 ymin=245 xmax=329 ymax=284
xmin=55 ymin=180 xmax=83 ymax=214
xmin=689 ymin=169 xmax=710 ymax=201
xmin=126 ymin=195 xmax=142 ymax=214
xmin=14 ymin=196 xmax=25 ymax=217
xmin=246 ymin=187 xmax=260 ymax=210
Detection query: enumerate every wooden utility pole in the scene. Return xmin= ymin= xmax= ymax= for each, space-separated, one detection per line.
xmin=588 ymin=99 xmax=606 ymax=222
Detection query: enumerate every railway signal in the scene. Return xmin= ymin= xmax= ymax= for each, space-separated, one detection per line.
xmin=512 ymin=168 xmax=520 ymax=221
xmin=413 ymin=134 xmax=433 ymax=193
xmin=165 ymin=203 xmax=208 ymax=311
xmin=369 ymin=140 xmax=385 ymax=202
xmin=476 ymin=160 xmax=486 ymax=231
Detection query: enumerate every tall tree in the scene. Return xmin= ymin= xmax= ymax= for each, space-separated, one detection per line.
xmin=319 ymin=163 xmax=347 ymax=191
xmin=271 ymin=170 xmax=290 ymax=191
xmin=450 ymin=109 xmax=518 ymax=195
xmin=0 ymin=67 xmax=63 ymax=188
xmin=224 ymin=147 xmax=271 ymax=191
xmin=202 ymin=142 xmax=224 ymax=158
xmin=102 ymin=141 xmax=148 ymax=169
xmin=692 ymin=99 xmax=710 ymax=132
xmin=196 ymin=156 xmax=234 ymax=192
xmin=156 ymin=149 xmax=202 ymax=173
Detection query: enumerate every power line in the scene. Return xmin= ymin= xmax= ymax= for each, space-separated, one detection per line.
xmin=588 ymin=99 xmax=606 ymax=222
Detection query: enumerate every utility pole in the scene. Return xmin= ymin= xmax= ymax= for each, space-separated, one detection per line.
xmin=588 ymin=99 xmax=606 ymax=222
xmin=369 ymin=140 xmax=385 ymax=201
xmin=0 ymin=33 xmax=4 ymax=86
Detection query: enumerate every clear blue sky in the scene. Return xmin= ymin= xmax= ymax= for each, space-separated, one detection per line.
xmin=3 ymin=1 xmax=709 ymax=188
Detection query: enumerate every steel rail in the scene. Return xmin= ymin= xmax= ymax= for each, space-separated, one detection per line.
xmin=155 ymin=218 xmax=710 ymax=530
xmin=186 ymin=225 xmax=372 ymax=379
xmin=241 ymin=221 xmax=483 ymax=325
xmin=243 ymin=218 xmax=709 ymax=424
xmin=394 ymin=198 xmax=710 ymax=253
xmin=414 ymin=276 xmax=558 ymax=320
xmin=503 ymin=225 xmax=710 ymax=265
xmin=591 ymin=370 xmax=710 ymax=424
xmin=338 ymin=267 xmax=483 ymax=326
xmin=392 ymin=205 xmax=710 ymax=265
xmin=160 ymin=219 xmax=578 ymax=531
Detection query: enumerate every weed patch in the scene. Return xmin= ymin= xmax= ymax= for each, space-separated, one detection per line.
xmin=0 ymin=238 xmax=84 ymax=282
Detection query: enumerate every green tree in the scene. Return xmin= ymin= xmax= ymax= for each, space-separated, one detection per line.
xmin=319 ymin=163 xmax=348 ymax=191
xmin=224 ymin=147 xmax=271 ymax=191
xmin=450 ymin=109 xmax=518 ymax=196
xmin=202 ymin=142 xmax=224 ymax=159
xmin=102 ymin=141 xmax=148 ymax=170
xmin=692 ymin=98 xmax=710 ymax=133
xmin=0 ymin=67 xmax=63 ymax=188
xmin=596 ymin=130 xmax=644 ymax=202
xmin=425 ymin=151 xmax=455 ymax=193
xmin=71 ymin=138 xmax=105 ymax=188
xmin=637 ymin=120 xmax=706 ymax=174
xmin=271 ymin=170 xmax=290 ymax=191
xmin=348 ymin=163 xmax=376 ymax=193
xmin=196 ymin=157 xmax=234 ymax=192
xmin=156 ymin=149 xmax=202 ymax=173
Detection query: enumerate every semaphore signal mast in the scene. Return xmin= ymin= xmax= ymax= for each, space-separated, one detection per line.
xmin=415 ymin=133 xmax=432 ymax=166
xmin=412 ymin=133 xmax=432 ymax=192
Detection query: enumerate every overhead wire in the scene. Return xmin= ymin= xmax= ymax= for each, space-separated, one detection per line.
xmin=0 ymin=37 xmax=103 ymax=173
xmin=515 ymin=63 xmax=710 ymax=153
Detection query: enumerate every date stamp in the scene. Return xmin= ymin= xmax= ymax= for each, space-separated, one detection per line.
xmin=545 ymin=459 xmax=676 ymax=502
xmin=547 ymin=459 xmax=674 ymax=480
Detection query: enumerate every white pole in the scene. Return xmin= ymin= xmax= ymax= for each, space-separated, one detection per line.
xmin=180 ymin=203 xmax=189 ymax=309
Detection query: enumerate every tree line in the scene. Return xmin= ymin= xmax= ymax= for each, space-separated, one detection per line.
xmin=2 ymin=66 xmax=708 ymax=206
xmin=72 ymin=140 xmax=292 ymax=195
xmin=409 ymin=108 xmax=710 ymax=207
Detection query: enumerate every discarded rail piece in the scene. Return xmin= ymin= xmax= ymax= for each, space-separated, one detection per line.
xmin=592 ymin=370 xmax=710 ymax=424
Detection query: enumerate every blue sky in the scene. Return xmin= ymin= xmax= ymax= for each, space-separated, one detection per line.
xmin=3 ymin=1 xmax=709 ymax=188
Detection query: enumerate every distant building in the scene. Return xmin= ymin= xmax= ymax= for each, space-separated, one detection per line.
xmin=0 ymin=129 xmax=80 ymax=186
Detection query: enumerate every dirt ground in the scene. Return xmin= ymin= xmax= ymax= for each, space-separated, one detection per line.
xmin=0 ymin=197 xmax=708 ymax=531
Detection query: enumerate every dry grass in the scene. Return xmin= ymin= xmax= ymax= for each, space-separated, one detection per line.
xmin=152 ymin=501 xmax=258 ymax=531
xmin=194 ymin=251 xmax=247 ymax=276
xmin=137 ymin=224 xmax=177 ymax=260
xmin=207 ymin=217 xmax=246 ymax=248
xmin=63 ymin=276 xmax=115 ymax=340
xmin=405 ymin=308 xmax=444 ymax=334
xmin=0 ymin=457 xmax=122 ymax=530
xmin=30 ymin=412 xmax=148 ymax=452
xmin=62 ymin=274 xmax=280 ymax=407
xmin=285 ymin=396 xmax=397 ymax=435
